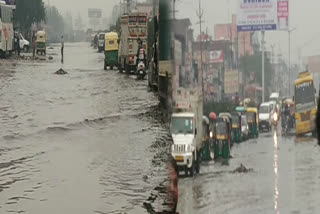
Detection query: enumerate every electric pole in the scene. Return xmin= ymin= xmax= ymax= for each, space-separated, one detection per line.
xmin=196 ymin=0 xmax=204 ymax=98
xmin=288 ymin=27 xmax=296 ymax=97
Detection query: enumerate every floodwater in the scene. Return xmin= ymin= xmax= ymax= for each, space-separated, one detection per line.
xmin=177 ymin=130 xmax=320 ymax=214
xmin=0 ymin=43 xmax=172 ymax=214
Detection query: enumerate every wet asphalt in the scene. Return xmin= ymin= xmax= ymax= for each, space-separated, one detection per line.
xmin=0 ymin=43 xmax=172 ymax=214
xmin=177 ymin=129 xmax=320 ymax=214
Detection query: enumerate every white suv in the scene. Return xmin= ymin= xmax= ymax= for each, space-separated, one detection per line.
xmin=15 ymin=32 xmax=30 ymax=52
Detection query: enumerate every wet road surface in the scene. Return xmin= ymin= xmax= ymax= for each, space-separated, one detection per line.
xmin=177 ymin=130 xmax=320 ymax=214
xmin=0 ymin=43 xmax=172 ymax=213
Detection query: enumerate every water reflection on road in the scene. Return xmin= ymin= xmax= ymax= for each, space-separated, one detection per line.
xmin=177 ymin=130 xmax=320 ymax=214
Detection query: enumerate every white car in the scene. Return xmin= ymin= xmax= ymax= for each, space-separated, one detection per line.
xmin=15 ymin=32 xmax=30 ymax=52
xmin=259 ymin=102 xmax=272 ymax=132
xmin=98 ymin=33 xmax=105 ymax=52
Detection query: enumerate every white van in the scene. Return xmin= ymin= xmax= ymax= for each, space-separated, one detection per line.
xmin=259 ymin=102 xmax=272 ymax=132
xmin=98 ymin=33 xmax=105 ymax=52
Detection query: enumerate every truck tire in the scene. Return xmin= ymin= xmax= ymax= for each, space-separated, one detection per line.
xmin=189 ymin=160 xmax=195 ymax=177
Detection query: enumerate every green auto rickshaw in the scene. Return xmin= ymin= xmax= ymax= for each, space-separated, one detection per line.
xmin=219 ymin=113 xmax=234 ymax=146
xmin=214 ymin=116 xmax=231 ymax=160
xmin=201 ymin=116 xmax=211 ymax=161
xmin=232 ymin=113 xmax=242 ymax=143
xmin=36 ymin=31 xmax=46 ymax=55
xmin=246 ymin=107 xmax=259 ymax=138
xmin=104 ymin=32 xmax=119 ymax=70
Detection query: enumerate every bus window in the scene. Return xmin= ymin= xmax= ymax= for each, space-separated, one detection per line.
xmin=295 ymin=81 xmax=315 ymax=112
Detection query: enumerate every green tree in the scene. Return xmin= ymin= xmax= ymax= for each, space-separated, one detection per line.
xmin=15 ymin=0 xmax=46 ymax=36
xmin=239 ymin=52 xmax=272 ymax=90
xmin=109 ymin=17 xmax=121 ymax=34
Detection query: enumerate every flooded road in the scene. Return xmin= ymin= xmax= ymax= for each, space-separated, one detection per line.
xmin=0 ymin=43 xmax=171 ymax=213
xmin=177 ymin=131 xmax=320 ymax=214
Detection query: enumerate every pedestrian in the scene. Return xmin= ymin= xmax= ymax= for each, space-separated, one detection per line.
xmin=61 ymin=35 xmax=64 ymax=58
xmin=17 ymin=35 xmax=20 ymax=56
xmin=32 ymin=32 xmax=36 ymax=57
xmin=168 ymin=157 xmax=178 ymax=213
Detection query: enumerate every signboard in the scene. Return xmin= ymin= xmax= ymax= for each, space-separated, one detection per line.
xmin=224 ymin=70 xmax=239 ymax=94
xmin=277 ymin=0 xmax=289 ymax=30
xmin=88 ymin=8 xmax=102 ymax=18
xmin=209 ymin=50 xmax=224 ymax=63
xmin=237 ymin=0 xmax=277 ymax=32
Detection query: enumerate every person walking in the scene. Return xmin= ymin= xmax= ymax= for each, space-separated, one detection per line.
xmin=32 ymin=32 xmax=36 ymax=57
xmin=61 ymin=35 xmax=64 ymax=58
xmin=17 ymin=36 xmax=21 ymax=56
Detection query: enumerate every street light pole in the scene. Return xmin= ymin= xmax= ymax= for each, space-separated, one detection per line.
xmin=288 ymin=27 xmax=296 ymax=97
xmin=262 ymin=31 xmax=265 ymax=103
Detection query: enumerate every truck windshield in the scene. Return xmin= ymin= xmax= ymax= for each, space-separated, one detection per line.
xmin=171 ymin=117 xmax=193 ymax=134
xmin=295 ymin=81 xmax=315 ymax=112
xmin=260 ymin=106 xmax=269 ymax=114
xmin=99 ymin=34 xmax=104 ymax=40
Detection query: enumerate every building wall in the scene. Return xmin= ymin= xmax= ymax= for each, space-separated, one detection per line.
xmin=214 ymin=15 xmax=254 ymax=58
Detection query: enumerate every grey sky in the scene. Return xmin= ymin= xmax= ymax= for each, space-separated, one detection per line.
xmin=177 ymin=0 xmax=320 ymax=65
xmin=48 ymin=0 xmax=119 ymax=17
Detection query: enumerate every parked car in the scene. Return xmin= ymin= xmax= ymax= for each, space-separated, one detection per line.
xmin=15 ymin=32 xmax=30 ymax=53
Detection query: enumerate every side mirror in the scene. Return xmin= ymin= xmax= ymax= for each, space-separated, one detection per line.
xmin=195 ymin=128 xmax=197 ymax=136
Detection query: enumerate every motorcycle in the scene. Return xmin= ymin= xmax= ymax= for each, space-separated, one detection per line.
xmin=136 ymin=53 xmax=146 ymax=80
xmin=272 ymin=111 xmax=279 ymax=128
xmin=281 ymin=114 xmax=289 ymax=134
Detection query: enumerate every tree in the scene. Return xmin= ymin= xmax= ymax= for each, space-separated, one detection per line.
xmin=109 ymin=17 xmax=121 ymax=34
xmin=15 ymin=0 xmax=46 ymax=36
xmin=46 ymin=6 xmax=64 ymax=42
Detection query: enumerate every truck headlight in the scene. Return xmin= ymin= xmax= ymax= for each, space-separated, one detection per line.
xmin=210 ymin=131 xmax=213 ymax=138
xmin=186 ymin=144 xmax=192 ymax=152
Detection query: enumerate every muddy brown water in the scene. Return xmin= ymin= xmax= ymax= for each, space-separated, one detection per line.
xmin=0 ymin=43 xmax=172 ymax=213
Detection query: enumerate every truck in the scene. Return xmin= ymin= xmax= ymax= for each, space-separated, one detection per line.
xmin=118 ymin=10 xmax=148 ymax=74
xmin=170 ymin=87 xmax=204 ymax=177
xmin=0 ymin=3 xmax=14 ymax=57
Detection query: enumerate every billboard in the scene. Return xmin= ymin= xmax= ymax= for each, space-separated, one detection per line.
xmin=88 ymin=8 xmax=102 ymax=18
xmin=209 ymin=50 xmax=224 ymax=64
xmin=237 ymin=0 xmax=277 ymax=32
xmin=224 ymin=70 xmax=239 ymax=95
xmin=277 ymin=0 xmax=289 ymax=30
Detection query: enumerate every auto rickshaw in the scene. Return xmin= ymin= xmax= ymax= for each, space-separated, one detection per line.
xmin=208 ymin=112 xmax=217 ymax=160
xmin=104 ymin=32 xmax=119 ymax=70
xmin=214 ymin=116 xmax=231 ymax=159
xmin=201 ymin=116 xmax=211 ymax=161
xmin=246 ymin=108 xmax=259 ymax=138
xmin=219 ymin=113 xmax=234 ymax=146
xmin=36 ymin=31 xmax=46 ymax=55
xmin=232 ymin=113 xmax=242 ymax=143
xmin=236 ymin=106 xmax=246 ymax=115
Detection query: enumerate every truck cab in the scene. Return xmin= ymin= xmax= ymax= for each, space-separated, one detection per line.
xmin=171 ymin=112 xmax=201 ymax=177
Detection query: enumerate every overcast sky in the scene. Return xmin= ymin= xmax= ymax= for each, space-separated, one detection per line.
xmin=177 ymin=0 xmax=320 ymax=65
xmin=48 ymin=0 xmax=119 ymax=17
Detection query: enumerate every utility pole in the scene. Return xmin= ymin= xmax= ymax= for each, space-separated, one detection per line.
xmin=196 ymin=0 xmax=204 ymax=98
xmin=262 ymin=31 xmax=265 ymax=103
xmin=288 ymin=27 xmax=296 ymax=97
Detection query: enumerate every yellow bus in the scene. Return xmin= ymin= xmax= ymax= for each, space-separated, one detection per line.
xmin=294 ymin=71 xmax=317 ymax=136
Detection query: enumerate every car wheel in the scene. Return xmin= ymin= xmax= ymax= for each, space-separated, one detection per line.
xmin=23 ymin=46 xmax=29 ymax=53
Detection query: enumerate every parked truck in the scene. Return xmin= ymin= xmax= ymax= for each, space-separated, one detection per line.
xmin=170 ymin=88 xmax=204 ymax=177
xmin=118 ymin=10 xmax=148 ymax=74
